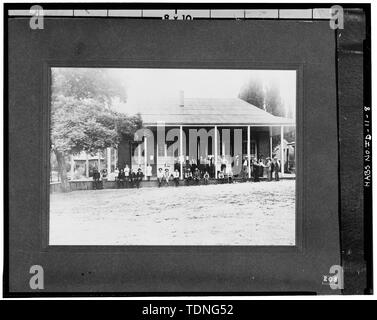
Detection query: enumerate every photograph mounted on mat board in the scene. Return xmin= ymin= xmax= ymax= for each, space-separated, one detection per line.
xmin=49 ymin=67 xmax=297 ymax=246
xmin=7 ymin=12 xmax=345 ymax=294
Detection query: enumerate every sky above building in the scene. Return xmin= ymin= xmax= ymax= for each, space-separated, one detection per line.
xmin=108 ymin=68 xmax=296 ymax=118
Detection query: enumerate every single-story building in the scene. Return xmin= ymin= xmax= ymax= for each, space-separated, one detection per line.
xmin=118 ymin=93 xmax=295 ymax=179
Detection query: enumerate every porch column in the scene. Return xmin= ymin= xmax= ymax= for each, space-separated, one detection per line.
xmin=107 ymin=147 xmax=111 ymax=173
xmin=247 ymin=125 xmax=251 ymax=179
xmin=180 ymin=125 xmax=183 ymax=180
xmin=114 ymin=147 xmax=118 ymax=169
xmin=70 ymin=154 xmax=75 ymax=180
xmin=269 ymin=127 xmax=273 ymax=158
xmin=144 ymin=136 xmax=147 ymax=180
xmin=85 ymin=152 xmax=89 ymax=177
xmin=156 ymin=142 xmax=159 ymax=171
xmin=138 ymin=142 xmax=142 ymax=168
xmin=97 ymin=151 xmax=101 ymax=170
xmin=280 ymin=126 xmax=285 ymax=177
xmin=214 ymin=125 xmax=218 ymax=179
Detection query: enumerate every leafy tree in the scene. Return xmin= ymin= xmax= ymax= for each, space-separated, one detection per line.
xmin=264 ymin=83 xmax=285 ymax=117
xmin=52 ymin=68 xmax=128 ymax=107
xmin=238 ymin=77 xmax=264 ymax=110
xmin=50 ymin=68 xmax=141 ymax=191
xmin=239 ymin=77 xmax=288 ymax=118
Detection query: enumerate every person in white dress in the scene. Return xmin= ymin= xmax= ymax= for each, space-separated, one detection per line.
xmin=146 ymin=164 xmax=152 ymax=181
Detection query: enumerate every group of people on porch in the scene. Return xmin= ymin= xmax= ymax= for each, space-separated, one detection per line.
xmin=115 ymin=165 xmax=144 ymax=189
xmin=98 ymin=155 xmax=281 ymax=189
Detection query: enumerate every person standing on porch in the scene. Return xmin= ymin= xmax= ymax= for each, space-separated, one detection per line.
xmin=243 ymin=157 xmax=248 ymax=169
xmin=210 ymin=160 xmax=215 ymax=178
xmin=220 ymin=155 xmax=227 ymax=173
xmin=226 ymin=165 xmax=233 ymax=184
xmin=272 ymin=157 xmax=280 ymax=181
xmin=185 ymin=168 xmax=193 ymax=185
xmin=258 ymin=158 xmax=265 ymax=178
xmin=204 ymin=158 xmax=210 ymax=177
xmin=265 ymin=157 xmax=272 ymax=181
xmin=242 ymin=157 xmax=248 ymax=181
xmin=173 ymin=169 xmax=180 ymax=187
xmin=218 ymin=170 xmax=225 ymax=184
xmin=233 ymin=154 xmax=241 ymax=178
xmin=198 ymin=156 xmax=205 ymax=174
xmin=252 ymin=158 xmax=260 ymax=182
xmin=101 ymin=168 xmax=108 ymax=181
xmin=130 ymin=168 xmax=137 ymax=188
xmin=124 ymin=164 xmax=130 ymax=188
xmin=146 ymin=164 xmax=152 ymax=181
xmin=136 ymin=168 xmax=144 ymax=188
xmin=191 ymin=159 xmax=197 ymax=172
xmin=174 ymin=158 xmax=180 ymax=172
xmin=117 ymin=168 xmax=125 ymax=188
xmin=193 ymin=168 xmax=201 ymax=185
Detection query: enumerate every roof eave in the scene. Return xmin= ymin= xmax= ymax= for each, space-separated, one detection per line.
xmin=143 ymin=122 xmax=295 ymax=127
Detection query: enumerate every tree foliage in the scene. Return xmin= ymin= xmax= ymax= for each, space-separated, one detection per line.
xmin=238 ymin=78 xmax=264 ymax=110
xmin=52 ymin=68 xmax=128 ymax=107
xmin=51 ymin=95 xmax=142 ymax=155
xmin=264 ymin=84 xmax=286 ymax=117
xmin=239 ymin=77 xmax=286 ymax=117
xmin=51 ymin=68 xmax=142 ymax=156
xmin=50 ymin=68 xmax=142 ymax=190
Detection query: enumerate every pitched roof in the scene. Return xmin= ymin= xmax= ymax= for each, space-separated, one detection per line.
xmin=139 ymin=98 xmax=295 ymax=126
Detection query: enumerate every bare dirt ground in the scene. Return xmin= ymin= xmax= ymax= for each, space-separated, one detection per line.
xmin=50 ymin=180 xmax=295 ymax=245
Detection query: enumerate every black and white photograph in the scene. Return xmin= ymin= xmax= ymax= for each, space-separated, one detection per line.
xmin=4 ymin=1 xmax=373 ymax=299
xmin=49 ymin=68 xmax=296 ymax=245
